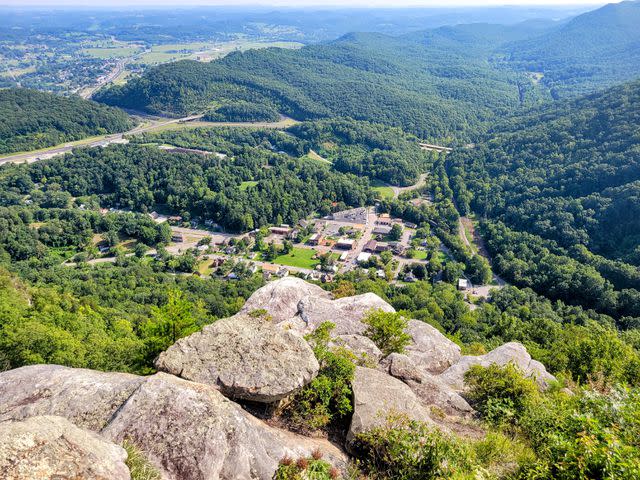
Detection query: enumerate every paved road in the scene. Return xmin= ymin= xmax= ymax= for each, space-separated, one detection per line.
xmin=79 ymin=60 xmax=127 ymax=99
xmin=0 ymin=114 xmax=204 ymax=166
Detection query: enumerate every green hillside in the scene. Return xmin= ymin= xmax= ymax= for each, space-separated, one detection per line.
xmin=0 ymin=88 xmax=133 ymax=154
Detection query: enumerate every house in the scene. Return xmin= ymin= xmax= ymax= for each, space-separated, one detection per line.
xmin=98 ymin=245 xmax=110 ymax=254
xmin=404 ymin=222 xmax=418 ymax=229
xmin=357 ymin=252 xmax=371 ymax=264
xmin=373 ymin=226 xmax=392 ymax=236
xmin=269 ymin=226 xmax=292 ymax=236
xmin=392 ymin=243 xmax=406 ymax=255
xmin=458 ymin=278 xmax=469 ymax=291
xmin=376 ymin=269 xmax=386 ymax=279
xmin=339 ymin=252 xmax=348 ymax=261
xmin=298 ymin=219 xmax=310 ymax=229
xmin=376 ymin=213 xmax=392 ymax=226
xmin=363 ymin=240 xmax=377 ymax=252
xmin=334 ymin=238 xmax=355 ymax=250
xmin=262 ymin=264 xmax=289 ymax=279
xmin=375 ymin=242 xmax=390 ymax=253
xmin=168 ymin=216 xmax=183 ymax=224
xmin=171 ymin=233 xmax=184 ymax=243
xmin=308 ymin=233 xmax=322 ymax=246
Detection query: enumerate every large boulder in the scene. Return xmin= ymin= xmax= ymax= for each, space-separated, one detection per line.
xmin=404 ymin=320 xmax=461 ymax=374
xmin=240 ymin=277 xmax=331 ymax=322
xmin=0 ymin=366 xmax=347 ymax=480
xmin=0 ymin=364 xmax=145 ymax=430
xmin=0 ymin=415 xmax=130 ymax=480
xmin=439 ymin=342 xmax=556 ymax=390
xmin=384 ymin=353 xmax=473 ymax=417
xmin=296 ymin=293 xmax=394 ymax=335
xmin=155 ymin=314 xmax=319 ymax=403
xmin=102 ymin=372 xmax=346 ymax=480
xmin=333 ymin=334 xmax=383 ymax=365
xmin=347 ymin=366 xmax=432 ymax=447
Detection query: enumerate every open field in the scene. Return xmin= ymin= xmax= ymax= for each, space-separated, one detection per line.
xmin=371 ymin=180 xmax=395 ymax=200
xmin=272 ymin=247 xmax=320 ymax=269
xmin=81 ymin=47 xmax=141 ymax=59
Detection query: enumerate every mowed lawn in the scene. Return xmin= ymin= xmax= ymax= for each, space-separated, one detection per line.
xmin=371 ymin=179 xmax=395 ymax=200
xmin=272 ymin=247 xmax=319 ymax=269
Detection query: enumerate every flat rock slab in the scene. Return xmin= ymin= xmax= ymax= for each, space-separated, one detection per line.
xmin=155 ymin=314 xmax=319 ymax=403
xmin=347 ymin=366 xmax=432 ymax=447
xmin=0 ymin=415 xmax=130 ymax=480
xmin=0 ymin=364 xmax=145 ymax=430
xmin=240 ymin=277 xmax=331 ymax=322
xmin=102 ymin=372 xmax=346 ymax=480
xmin=439 ymin=342 xmax=556 ymax=390
xmin=296 ymin=293 xmax=395 ymax=335
xmin=404 ymin=320 xmax=461 ymax=374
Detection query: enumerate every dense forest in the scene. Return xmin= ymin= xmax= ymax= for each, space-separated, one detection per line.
xmin=0 ymin=138 xmax=373 ymax=232
xmin=446 ymin=79 xmax=640 ymax=327
xmin=93 ymin=26 xmax=540 ymax=142
xmin=497 ymin=0 xmax=640 ymax=98
xmin=0 ymin=88 xmax=133 ymax=154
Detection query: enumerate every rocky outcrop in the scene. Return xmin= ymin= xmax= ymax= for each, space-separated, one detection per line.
xmin=0 ymin=366 xmax=346 ymax=480
xmin=439 ymin=342 xmax=556 ymax=390
xmin=103 ymin=373 xmax=346 ymax=480
xmin=333 ymin=334 xmax=383 ymax=365
xmin=0 ymin=364 xmax=145 ymax=430
xmin=155 ymin=314 xmax=319 ymax=403
xmin=347 ymin=366 xmax=432 ymax=446
xmin=295 ymin=293 xmax=395 ymax=335
xmin=404 ymin=320 xmax=461 ymax=374
xmin=240 ymin=276 xmax=330 ymax=322
xmin=383 ymin=353 xmax=473 ymax=417
xmin=0 ymin=415 xmax=130 ymax=480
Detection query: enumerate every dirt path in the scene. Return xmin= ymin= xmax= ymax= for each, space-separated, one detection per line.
xmin=387 ymin=173 xmax=429 ymax=199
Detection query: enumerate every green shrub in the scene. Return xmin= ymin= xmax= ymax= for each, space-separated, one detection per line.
xmin=289 ymin=322 xmax=355 ymax=431
xmin=464 ymin=363 xmax=540 ymax=426
xmin=362 ymin=310 xmax=411 ymax=356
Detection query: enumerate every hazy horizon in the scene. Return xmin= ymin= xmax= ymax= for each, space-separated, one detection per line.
xmin=0 ymin=0 xmax=621 ymax=8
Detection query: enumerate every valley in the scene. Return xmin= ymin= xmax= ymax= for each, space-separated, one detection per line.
xmin=0 ymin=2 xmax=639 ymax=480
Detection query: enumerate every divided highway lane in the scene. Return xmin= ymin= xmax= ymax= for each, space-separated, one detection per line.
xmin=0 ymin=114 xmax=204 ymax=166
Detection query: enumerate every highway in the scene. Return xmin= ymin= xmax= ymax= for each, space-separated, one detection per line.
xmin=0 ymin=114 xmax=204 ymax=166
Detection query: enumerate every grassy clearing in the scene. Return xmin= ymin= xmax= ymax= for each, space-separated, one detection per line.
xmin=0 ymin=66 xmax=36 ymax=78
xmin=81 ymin=47 xmax=141 ymax=59
xmin=302 ymin=149 xmax=331 ymax=164
xmin=272 ymin=247 xmax=319 ymax=269
xmin=412 ymin=249 xmax=428 ymax=260
xmin=371 ymin=179 xmax=395 ymax=200
xmin=239 ymin=180 xmax=258 ymax=191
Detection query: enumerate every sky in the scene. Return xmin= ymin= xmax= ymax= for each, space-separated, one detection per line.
xmin=1 ymin=0 xmax=618 ymax=7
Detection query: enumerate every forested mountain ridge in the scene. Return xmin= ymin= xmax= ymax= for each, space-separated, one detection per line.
xmin=0 ymin=88 xmax=133 ymax=155
xmin=447 ymin=79 xmax=640 ymax=323
xmin=497 ymin=0 xmax=640 ymax=97
xmin=94 ymin=24 xmax=546 ymax=142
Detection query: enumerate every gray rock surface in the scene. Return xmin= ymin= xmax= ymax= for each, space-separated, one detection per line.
xmin=240 ymin=277 xmax=331 ymax=322
xmin=296 ymin=293 xmax=395 ymax=335
xmin=404 ymin=320 xmax=461 ymax=374
xmin=333 ymin=334 xmax=383 ymax=364
xmin=0 ymin=415 xmax=130 ymax=480
xmin=155 ymin=314 xmax=319 ymax=403
xmin=102 ymin=372 xmax=346 ymax=480
xmin=383 ymin=354 xmax=473 ymax=417
xmin=347 ymin=366 xmax=432 ymax=446
xmin=0 ymin=366 xmax=347 ymax=480
xmin=440 ymin=342 xmax=556 ymax=390
xmin=0 ymin=364 xmax=145 ymax=430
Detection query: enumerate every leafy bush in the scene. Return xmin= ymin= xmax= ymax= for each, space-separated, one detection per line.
xmin=289 ymin=322 xmax=355 ymax=431
xmin=362 ymin=310 xmax=411 ymax=356
xmin=464 ymin=363 xmax=540 ymax=425
xmin=355 ymin=413 xmax=529 ymax=480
